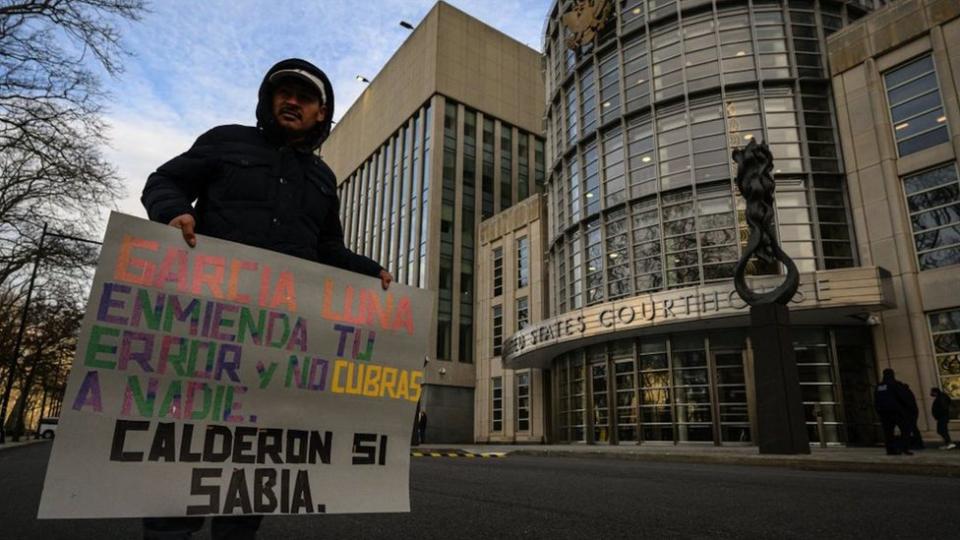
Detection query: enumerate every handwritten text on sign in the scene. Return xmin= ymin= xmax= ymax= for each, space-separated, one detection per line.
xmin=39 ymin=213 xmax=434 ymax=518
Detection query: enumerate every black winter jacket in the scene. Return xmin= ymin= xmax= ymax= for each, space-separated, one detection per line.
xmin=875 ymin=376 xmax=911 ymax=416
xmin=141 ymin=59 xmax=382 ymax=278
xmin=932 ymin=392 xmax=952 ymax=421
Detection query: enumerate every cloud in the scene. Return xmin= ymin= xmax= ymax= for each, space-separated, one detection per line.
xmin=101 ymin=113 xmax=196 ymax=221
xmin=98 ymin=0 xmax=551 ymax=230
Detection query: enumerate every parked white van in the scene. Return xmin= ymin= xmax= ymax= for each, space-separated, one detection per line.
xmin=38 ymin=417 xmax=58 ymax=439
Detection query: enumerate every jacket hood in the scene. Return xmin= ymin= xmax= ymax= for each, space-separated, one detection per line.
xmin=256 ymin=58 xmax=335 ymax=152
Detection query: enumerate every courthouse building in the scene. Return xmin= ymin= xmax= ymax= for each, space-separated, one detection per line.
xmin=330 ymin=0 xmax=960 ymax=446
xmin=480 ymin=0 xmax=920 ymax=447
xmin=323 ymin=2 xmax=545 ymax=442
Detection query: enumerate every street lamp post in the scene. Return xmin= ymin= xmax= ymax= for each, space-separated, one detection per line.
xmin=0 ymin=225 xmax=101 ymax=444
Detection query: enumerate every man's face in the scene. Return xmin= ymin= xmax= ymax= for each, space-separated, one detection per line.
xmin=271 ymin=78 xmax=326 ymax=137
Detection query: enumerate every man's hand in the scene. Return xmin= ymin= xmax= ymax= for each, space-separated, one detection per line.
xmin=169 ymin=214 xmax=197 ymax=248
xmin=379 ymin=269 xmax=393 ymax=290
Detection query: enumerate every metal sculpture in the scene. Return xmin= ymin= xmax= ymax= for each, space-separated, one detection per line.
xmin=732 ymin=139 xmax=799 ymax=306
xmin=731 ymin=139 xmax=810 ymax=455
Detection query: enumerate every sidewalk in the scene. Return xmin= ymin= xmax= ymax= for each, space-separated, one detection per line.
xmin=415 ymin=442 xmax=960 ymax=478
xmin=0 ymin=438 xmax=48 ymax=452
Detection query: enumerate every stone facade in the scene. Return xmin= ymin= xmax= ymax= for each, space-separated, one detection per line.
xmin=475 ymin=195 xmax=549 ymax=443
xmin=829 ymin=0 xmax=960 ymax=429
xmin=327 ymin=2 xmax=545 ymax=442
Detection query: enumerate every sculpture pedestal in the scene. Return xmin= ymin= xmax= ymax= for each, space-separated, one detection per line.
xmin=750 ymin=304 xmax=810 ymax=454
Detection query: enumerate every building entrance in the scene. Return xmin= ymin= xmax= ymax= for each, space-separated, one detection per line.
xmin=712 ymin=349 xmax=751 ymax=444
xmin=552 ymin=327 xmax=872 ymax=446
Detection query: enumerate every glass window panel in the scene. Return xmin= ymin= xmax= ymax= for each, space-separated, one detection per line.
xmin=907 ymin=182 xmax=960 ymax=212
xmin=884 ymin=55 xmax=949 ymax=156
xmin=517 ymin=236 xmax=529 ymax=288
xmin=884 ymin=55 xmax=935 ymax=89
xmin=780 ymin=224 xmax=813 ymax=241
xmin=686 ymin=63 xmax=719 ymax=82
xmin=894 ymin=108 xmax=947 ymax=139
xmin=821 ymin=241 xmax=853 ymax=258
xmin=764 ymin=97 xmax=795 ymax=112
xmin=721 ymin=42 xmax=754 ymax=57
xmin=716 ymin=368 xmax=745 ymax=385
xmin=719 ymin=14 xmax=749 ymax=31
xmin=767 ymin=127 xmax=800 ymax=143
xmin=720 ymin=27 xmax=751 ymax=43
xmin=755 ymin=26 xmax=785 ymax=39
xmin=782 ymin=241 xmax=816 ymax=258
xmin=777 ymin=189 xmax=807 ymax=207
xmin=691 ymin=127 xmax=725 ymax=147
xmin=903 ymin=163 xmax=960 ymax=268
xmin=685 ymin=33 xmax=717 ymax=53
xmin=898 ymin=127 xmax=949 ymax=156
xmin=659 ymin=141 xmax=690 ymax=160
xmin=692 ymin=117 xmax=725 ymax=135
xmin=911 ymin=205 xmax=960 ymax=232
xmin=768 ymin=143 xmax=802 ymax=160
xmin=774 ymin=159 xmax=804 ymax=173
xmin=890 ymin=91 xmax=941 ymax=123
xmin=759 ymin=39 xmax=788 ymax=53
xmin=765 ymin=112 xmax=797 ymax=128
xmin=492 ymin=304 xmax=503 ymax=356
xmin=778 ymin=208 xmax=809 ymax=223
xmin=904 ymin=164 xmax=958 ymax=194
xmin=675 ymin=387 xmax=711 ymax=403
xmin=702 ymin=244 xmax=737 ymax=262
xmin=493 ymin=246 xmax=503 ymax=296
xmin=492 ymin=376 xmax=503 ymax=431
xmin=754 ymin=11 xmax=783 ymax=24
xmin=722 ymin=56 xmax=755 ymax=72
xmin=701 ymin=229 xmax=737 ymax=246
xmin=683 ymin=18 xmax=714 ymax=38
xmin=930 ymin=310 xmax=960 ymax=332
xmin=915 ymin=224 xmax=960 ymax=251
xmin=821 ymin=224 xmax=851 ymax=240
xmin=693 ymin=149 xmax=728 ymax=168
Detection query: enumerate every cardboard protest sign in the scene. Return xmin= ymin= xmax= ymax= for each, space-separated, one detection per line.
xmin=39 ymin=212 xmax=434 ymax=518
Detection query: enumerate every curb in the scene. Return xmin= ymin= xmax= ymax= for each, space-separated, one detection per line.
xmin=411 ymin=450 xmax=506 ymax=458
xmin=0 ymin=439 xmax=49 ymax=452
xmin=510 ymin=448 xmax=960 ymax=478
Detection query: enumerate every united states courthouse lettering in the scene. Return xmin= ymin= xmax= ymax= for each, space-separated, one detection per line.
xmin=504 ymin=267 xmax=894 ymax=367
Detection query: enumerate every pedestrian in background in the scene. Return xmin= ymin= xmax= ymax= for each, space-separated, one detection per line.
xmin=417 ymin=409 xmax=428 ymax=446
xmin=930 ymin=387 xmax=956 ymax=450
xmin=875 ymin=369 xmax=913 ymax=456
xmin=902 ymin=383 xmax=925 ymax=450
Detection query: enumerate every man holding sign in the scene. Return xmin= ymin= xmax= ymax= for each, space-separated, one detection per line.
xmin=141 ymin=58 xmax=393 ymax=538
xmin=142 ymin=57 xmax=392 ymax=289
xmin=133 ymin=59 xmax=389 ymax=538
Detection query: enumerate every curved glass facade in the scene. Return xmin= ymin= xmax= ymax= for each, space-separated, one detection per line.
xmin=537 ymin=0 xmax=883 ymax=445
xmin=544 ymin=0 xmax=868 ymax=311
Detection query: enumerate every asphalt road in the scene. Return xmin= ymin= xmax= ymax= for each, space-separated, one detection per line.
xmin=1 ymin=441 xmax=956 ymax=539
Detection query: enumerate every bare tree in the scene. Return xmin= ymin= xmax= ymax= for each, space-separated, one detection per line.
xmin=5 ymin=287 xmax=83 ymax=440
xmin=0 ymin=0 xmax=146 ymax=283
xmin=0 ymin=0 xmax=146 ymax=441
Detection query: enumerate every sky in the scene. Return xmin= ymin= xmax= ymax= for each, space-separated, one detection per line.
xmin=99 ymin=0 xmax=552 ymax=224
